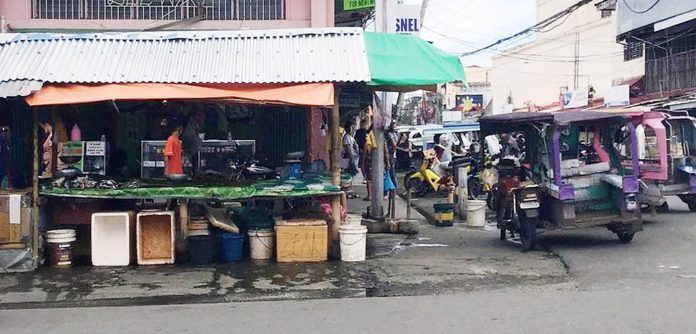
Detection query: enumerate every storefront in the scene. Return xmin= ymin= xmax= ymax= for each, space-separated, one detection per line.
xmin=0 ymin=28 xmax=465 ymax=271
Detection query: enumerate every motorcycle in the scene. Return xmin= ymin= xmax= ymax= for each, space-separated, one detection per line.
xmin=404 ymin=148 xmax=477 ymax=198
xmin=493 ymin=156 xmax=541 ymax=251
xmin=230 ymin=159 xmax=278 ymax=180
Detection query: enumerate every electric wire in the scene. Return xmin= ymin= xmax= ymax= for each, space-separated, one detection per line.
xmin=461 ymin=0 xmax=594 ymax=57
xmin=621 ymin=0 xmax=661 ymax=14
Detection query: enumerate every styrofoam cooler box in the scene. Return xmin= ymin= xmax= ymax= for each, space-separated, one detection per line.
xmin=136 ymin=211 xmax=175 ymax=265
xmin=91 ymin=212 xmax=135 ymax=266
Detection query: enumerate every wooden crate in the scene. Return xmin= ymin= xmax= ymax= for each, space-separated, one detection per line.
xmin=136 ymin=211 xmax=175 ymax=265
xmin=275 ymin=219 xmax=327 ymax=263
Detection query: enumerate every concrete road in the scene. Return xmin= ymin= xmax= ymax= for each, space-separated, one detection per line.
xmin=540 ymin=196 xmax=696 ymax=292
xmin=2 ymin=285 xmax=695 ymax=334
xmin=4 ymin=195 xmax=696 ymax=333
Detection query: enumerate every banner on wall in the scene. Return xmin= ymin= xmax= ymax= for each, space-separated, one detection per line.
xmin=455 ymin=94 xmax=483 ymax=112
xmin=605 ymin=85 xmax=630 ymax=107
xmin=343 ymin=0 xmax=375 ymax=11
xmin=561 ymin=89 xmax=588 ymax=109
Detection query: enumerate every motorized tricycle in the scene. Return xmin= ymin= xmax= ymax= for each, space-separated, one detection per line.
xmin=619 ymin=110 xmax=696 ymax=212
xmin=479 ymin=111 xmax=643 ymax=250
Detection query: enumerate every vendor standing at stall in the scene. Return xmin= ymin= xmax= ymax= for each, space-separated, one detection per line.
xmin=164 ymin=126 xmax=184 ymax=176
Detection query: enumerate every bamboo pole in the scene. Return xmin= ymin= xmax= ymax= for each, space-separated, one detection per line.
xmin=32 ymin=108 xmax=39 ymax=259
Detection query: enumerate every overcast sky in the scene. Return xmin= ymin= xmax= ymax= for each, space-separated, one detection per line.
xmin=418 ymin=0 xmax=537 ymax=66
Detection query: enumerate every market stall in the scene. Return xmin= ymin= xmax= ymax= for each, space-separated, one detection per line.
xmin=0 ymin=27 xmax=466 ymax=270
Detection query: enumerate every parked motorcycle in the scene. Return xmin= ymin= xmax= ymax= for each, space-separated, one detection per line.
xmin=404 ymin=149 xmax=476 ymax=198
xmin=230 ymin=159 xmax=278 ymax=181
xmin=493 ymin=156 xmax=541 ymax=251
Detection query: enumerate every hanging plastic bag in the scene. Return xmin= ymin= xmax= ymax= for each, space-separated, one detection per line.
xmin=384 ymin=170 xmax=396 ymax=192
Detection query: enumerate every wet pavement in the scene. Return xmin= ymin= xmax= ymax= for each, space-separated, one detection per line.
xmin=0 ymin=174 xmax=568 ymax=309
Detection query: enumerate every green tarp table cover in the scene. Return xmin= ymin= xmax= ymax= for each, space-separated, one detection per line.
xmin=41 ymin=174 xmax=346 ymax=200
xmin=364 ymin=32 xmax=466 ymax=87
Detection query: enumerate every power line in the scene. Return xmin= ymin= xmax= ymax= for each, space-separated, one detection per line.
xmin=461 ymin=0 xmax=594 ymax=57
xmin=621 ymin=0 xmax=661 ymax=14
xmin=422 ymin=26 xmax=624 ymax=63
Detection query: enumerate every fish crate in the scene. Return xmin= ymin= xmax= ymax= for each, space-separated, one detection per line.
xmin=91 ymin=212 xmax=135 ymax=266
xmin=136 ymin=211 xmax=175 ymax=265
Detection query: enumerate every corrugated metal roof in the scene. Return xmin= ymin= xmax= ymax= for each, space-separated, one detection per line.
xmin=0 ymin=28 xmax=371 ymax=86
xmin=0 ymin=80 xmax=43 ymax=98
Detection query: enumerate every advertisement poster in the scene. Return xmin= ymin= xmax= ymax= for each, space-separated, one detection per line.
xmin=562 ymin=90 xmax=589 ymax=109
xmin=455 ymin=94 xmax=483 ymax=112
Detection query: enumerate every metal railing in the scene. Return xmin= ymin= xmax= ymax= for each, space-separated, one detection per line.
xmin=31 ymin=0 xmax=285 ymax=21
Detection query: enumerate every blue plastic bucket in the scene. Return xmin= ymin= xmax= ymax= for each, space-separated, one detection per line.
xmin=218 ymin=233 xmax=245 ymax=262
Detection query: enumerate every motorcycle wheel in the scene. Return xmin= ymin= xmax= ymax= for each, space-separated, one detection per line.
xmin=656 ymin=202 xmax=669 ymax=213
xmin=405 ymin=173 xmax=429 ymax=197
xmin=519 ymin=217 xmax=538 ymax=251
xmin=486 ymin=187 xmax=499 ymax=211
xmin=617 ymin=231 xmax=635 ymax=244
xmin=468 ymin=177 xmax=483 ymax=200
xmin=689 ymin=201 xmax=696 ymax=213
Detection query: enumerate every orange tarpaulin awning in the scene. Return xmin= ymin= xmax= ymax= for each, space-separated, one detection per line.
xmin=25 ymin=82 xmax=335 ymax=107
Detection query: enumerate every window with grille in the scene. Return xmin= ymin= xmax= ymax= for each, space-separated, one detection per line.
xmin=624 ymin=41 xmax=644 ymax=61
xmin=31 ymin=0 xmax=286 ymax=21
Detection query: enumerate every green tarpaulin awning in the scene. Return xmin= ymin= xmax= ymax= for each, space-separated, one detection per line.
xmin=364 ymin=32 xmax=467 ymax=88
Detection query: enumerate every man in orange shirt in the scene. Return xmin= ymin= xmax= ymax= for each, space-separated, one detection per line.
xmin=164 ymin=126 xmax=184 ymax=176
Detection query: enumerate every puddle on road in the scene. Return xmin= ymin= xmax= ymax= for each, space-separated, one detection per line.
xmin=390 ymin=240 xmax=449 ymax=255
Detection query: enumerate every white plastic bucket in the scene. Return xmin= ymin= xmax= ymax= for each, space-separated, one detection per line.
xmin=339 ymin=224 xmax=368 ymax=262
xmin=345 ymin=214 xmax=362 ymax=226
xmin=466 ymin=200 xmax=487 ymax=227
xmin=46 ymin=229 xmax=76 ymax=267
xmin=46 ymin=229 xmax=77 ymax=243
xmin=47 ymin=229 xmax=76 ymax=238
xmin=248 ymin=229 xmax=274 ymax=260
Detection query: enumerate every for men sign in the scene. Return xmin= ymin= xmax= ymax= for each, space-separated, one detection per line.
xmin=344 ymin=0 xmax=375 ymax=11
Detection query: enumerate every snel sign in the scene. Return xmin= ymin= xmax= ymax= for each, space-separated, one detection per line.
xmin=386 ymin=2 xmax=421 ymax=35
xmin=395 ymin=18 xmax=419 ymax=33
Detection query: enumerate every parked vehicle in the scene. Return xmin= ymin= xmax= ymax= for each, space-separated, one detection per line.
xmin=395 ymin=124 xmax=442 ymax=169
xmin=404 ymin=122 xmax=484 ymax=198
xmin=621 ymin=110 xmax=696 ymax=212
xmin=479 ymin=111 xmax=643 ymax=250
xmin=404 ymin=149 xmax=474 ymax=197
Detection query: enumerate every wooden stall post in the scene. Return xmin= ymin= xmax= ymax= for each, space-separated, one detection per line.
xmin=370 ymin=94 xmax=385 ymax=219
xmin=32 ymin=108 xmax=39 ymax=259
xmin=328 ymin=84 xmax=342 ymax=258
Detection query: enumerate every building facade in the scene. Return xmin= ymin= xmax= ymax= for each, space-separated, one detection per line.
xmin=616 ymin=0 xmax=696 ymax=95
xmin=490 ymin=0 xmax=645 ymax=113
xmin=0 ymin=0 xmax=349 ymax=32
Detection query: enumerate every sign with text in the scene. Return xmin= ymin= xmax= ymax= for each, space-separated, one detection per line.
xmin=605 ymin=85 xmax=630 ymax=107
xmin=562 ymin=90 xmax=589 ymax=109
xmin=85 ymin=141 xmax=106 ymax=156
xmin=387 ymin=1 xmax=421 ymax=35
xmin=344 ymin=0 xmax=375 ymax=11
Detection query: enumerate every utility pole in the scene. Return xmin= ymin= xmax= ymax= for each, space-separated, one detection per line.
xmin=573 ymin=32 xmax=580 ymax=91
